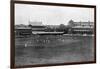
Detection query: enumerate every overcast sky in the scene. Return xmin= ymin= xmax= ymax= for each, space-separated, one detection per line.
xmin=15 ymin=4 xmax=94 ymax=25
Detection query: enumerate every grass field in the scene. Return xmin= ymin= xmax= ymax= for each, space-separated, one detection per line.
xmin=15 ymin=35 xmax=94 ymax=66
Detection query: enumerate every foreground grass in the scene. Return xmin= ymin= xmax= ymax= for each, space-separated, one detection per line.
xmin=15 ymin=36 xmax=94 ymax=66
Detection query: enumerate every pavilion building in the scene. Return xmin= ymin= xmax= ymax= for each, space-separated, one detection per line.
xmin=68 ymin=20 xmax=94 ymax=35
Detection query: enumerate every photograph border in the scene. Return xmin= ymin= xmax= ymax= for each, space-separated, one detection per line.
xmin=10 ymin=0 xmax=96 ymax=68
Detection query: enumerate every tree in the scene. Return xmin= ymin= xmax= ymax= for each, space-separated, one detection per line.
xmin=68 ymin=20 xmax=74 ymax=27
xmin=28 ymin=24 xmax=32 ymax=27
xmin=59 ymin=24 xmax=66 ymax=31
xmin=63 ymin=25 xmax=71 ymax=34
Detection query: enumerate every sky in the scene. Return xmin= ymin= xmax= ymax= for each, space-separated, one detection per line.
xmin=15 ymin=4 xmax=94 ymax=25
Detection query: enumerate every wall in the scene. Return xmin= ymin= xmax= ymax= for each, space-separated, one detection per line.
xmin=0 ymin=0 xmax=100 ymax=69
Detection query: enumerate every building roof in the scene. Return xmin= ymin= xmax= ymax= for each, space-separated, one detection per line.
xmin=68 ymin=20 xmax=94 ymax=26
xmin=31 ymin=26 xmax=45 ymax=28
xmin=72 ymin=26 xmax=94 ymax=28
xmin=32 ymin=31 xmax=63 ymax=35
xmin=29 ymin=21 xmax=43 ymax=26
xmin=74 ymin=22 xmax=94 ymax=25
xmin=15 ymin=26 xmax=31 ymax=29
